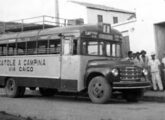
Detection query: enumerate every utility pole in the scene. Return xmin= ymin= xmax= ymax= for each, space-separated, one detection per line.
xmin=55 ymin=0 xmax=59 ymax=25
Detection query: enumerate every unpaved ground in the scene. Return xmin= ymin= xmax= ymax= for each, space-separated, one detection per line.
xmin=0 ymin=111 xmax=24 ymax=120
xmin=1 ymin=88 xmax=165 ymax=120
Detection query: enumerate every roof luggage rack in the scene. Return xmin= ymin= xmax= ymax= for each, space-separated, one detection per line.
xmin=0 ymin=15 xmax=68 ymax=34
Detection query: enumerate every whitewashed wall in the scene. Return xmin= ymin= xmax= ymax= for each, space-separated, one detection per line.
xmin=113 ymin=18 xmax=156 ymax=54
xmin=113 ymin=0 xmax=165 ymax=56
xmin=86 ymin=8 xmax=132 ymax=24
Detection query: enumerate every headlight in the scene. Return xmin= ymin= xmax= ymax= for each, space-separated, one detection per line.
xmin=142 ymin=69 xmax=148 ymax=76
xmin=112 ymin=69 xmax=119 ymax=77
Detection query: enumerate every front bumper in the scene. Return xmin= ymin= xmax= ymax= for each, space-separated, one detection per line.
xmin=112 ymin=81 xmax=151 ymax=89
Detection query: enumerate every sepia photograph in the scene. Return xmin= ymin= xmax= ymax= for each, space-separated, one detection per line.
xmin=0 ymin=0 xmax=165 ymax=120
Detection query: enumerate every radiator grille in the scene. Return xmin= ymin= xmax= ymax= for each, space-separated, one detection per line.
xmin=120 ymin=67 xmax=142 ymax=81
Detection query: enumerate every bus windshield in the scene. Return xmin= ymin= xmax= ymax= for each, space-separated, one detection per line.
xmin=81 ymin=38 xmax=121 ymax=57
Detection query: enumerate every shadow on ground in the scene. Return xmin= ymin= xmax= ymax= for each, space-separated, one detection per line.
xmin=0 ymin=111 xmax=42 ymax=120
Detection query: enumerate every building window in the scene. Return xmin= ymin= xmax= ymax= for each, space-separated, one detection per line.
xmin=113 ymin=17 xmax=118 ymax=24
xmin=97 ymin=15 xmax=103 ymax=23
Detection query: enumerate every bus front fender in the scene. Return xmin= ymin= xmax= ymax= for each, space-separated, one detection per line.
xmin=84 ymin=67 xmax=114 ymax=87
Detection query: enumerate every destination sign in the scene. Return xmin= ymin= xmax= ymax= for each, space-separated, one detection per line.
xmin=98 ymin=34 xmax=113 ymax=40
xmin=82 ymin=31 xmax=98 ymax=38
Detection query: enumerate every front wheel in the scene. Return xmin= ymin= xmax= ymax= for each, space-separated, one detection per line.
xmin=88 ymin=76 xmax=112 ymax=104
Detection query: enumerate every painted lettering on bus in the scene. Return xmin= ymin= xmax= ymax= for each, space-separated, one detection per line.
xmin=0 ymin=59 xmax=15 ymax=66
xmin=19 ymin=66 xmax=33 ymax=72
xmin=0 ymin=58 xmax=46 ymax=72
xmin=22 ymin=59 xmax=46 ymax=66
xmin=18 ymin=59 xmax=46 ymax=72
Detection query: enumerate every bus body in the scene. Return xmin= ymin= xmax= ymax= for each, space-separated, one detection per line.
xmin=0 ymin=23 xmax=150 ymax=103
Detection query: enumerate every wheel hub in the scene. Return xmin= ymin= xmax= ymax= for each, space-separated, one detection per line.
xmin=92 ymin=83 xmax=104 ymax=98
xmin=8 ymin=80 xmax=15 ymax=91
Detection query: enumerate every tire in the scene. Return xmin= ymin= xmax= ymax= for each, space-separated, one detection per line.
xmin=88 ymin=76 xmax=112 ymax=104
xmin=39 ymin=88 xmax=57 ymax=96
xmin=5 ymin=78 xmax=21 ymax=98
xmin=123 ymin=89 xmax=144 ymax=102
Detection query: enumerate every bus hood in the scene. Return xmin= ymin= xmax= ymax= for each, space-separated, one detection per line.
xmin=87 ymin=59 xmax=135 ymax=68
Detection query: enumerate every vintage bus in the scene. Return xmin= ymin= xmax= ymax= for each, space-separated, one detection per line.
xmin=0 ymin=23 xmax=150 ymax=103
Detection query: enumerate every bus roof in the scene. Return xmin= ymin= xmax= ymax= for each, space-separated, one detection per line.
xmin=0 ymin=24 xmax=121 ymax=41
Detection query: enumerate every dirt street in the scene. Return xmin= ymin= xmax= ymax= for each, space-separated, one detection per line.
xmin=0 ymin=88 xmax=165 ymax=120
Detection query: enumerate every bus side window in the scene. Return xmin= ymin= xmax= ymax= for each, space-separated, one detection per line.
xmin=0 ymin=44 xmax=7 ymax=56
xmin=2 ymin=44 xmax=8 ymax=56
xmin=0 ymin=44 xmax=4 ymax=56
xmin=8 ymin=43 xmax=16 ymax=56
xmin=27 ymin=41 xmax=37 ymax=55
xmin=49 ymin=39 xmax=61 ymax=54
xmin=17 ymin=42 xmax=26 ymax=55
xmin=38 ymin=40 xmax=48 ymax=54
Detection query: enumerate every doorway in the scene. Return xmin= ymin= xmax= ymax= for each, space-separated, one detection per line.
xmin=154 ymin=22 xmax=165 ymax=59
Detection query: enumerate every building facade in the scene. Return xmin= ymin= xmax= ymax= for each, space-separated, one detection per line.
xmin=70 ymin=1 xmax=135 ymax=25
xmin=113 ymin=0 xmax=165 ymax=59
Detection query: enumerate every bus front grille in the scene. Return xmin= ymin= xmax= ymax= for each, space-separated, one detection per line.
xmin=119 ymin=67 xmax=142 ymax=81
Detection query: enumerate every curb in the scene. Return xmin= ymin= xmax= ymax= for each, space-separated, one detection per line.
xmin=141 ymin=96 xmax=165 ymax=102
xmin=141 ymin=91 xmax=165 ymax=102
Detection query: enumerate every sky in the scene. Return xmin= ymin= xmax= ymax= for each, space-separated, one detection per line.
xmin=0 ymin=0 xmax=137 ymax=21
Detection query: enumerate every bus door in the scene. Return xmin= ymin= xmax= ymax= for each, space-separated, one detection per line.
xmin=45 ymin=36 xmax=61 ymax=80
xmin=60 ymin=36 xmax=79 ymax=91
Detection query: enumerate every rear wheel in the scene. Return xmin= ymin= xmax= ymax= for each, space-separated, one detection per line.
xmin=39 ymin=88 xmax=57 ymax=96
xmin=88 ymin=76 xmax=112 ymax=104
xmin=5 ymin=78 xmax=21 ymax=98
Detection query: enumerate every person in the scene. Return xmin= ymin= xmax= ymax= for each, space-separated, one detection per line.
xmin=148 ymin=52 xmax=163 ymax=91
xmin=132 ymin=52 xmax=137 ymax=59
xmin=122 ymin=51 xmax=133 ymax=62
xmin=133 ymin=52 xmax=142 ymax=67
xmin=140 ymin=50 xmax=149 ymax=69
